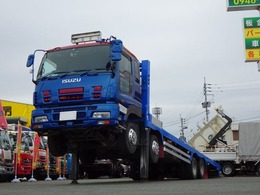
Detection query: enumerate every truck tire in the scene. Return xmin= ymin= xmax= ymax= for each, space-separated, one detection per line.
xmin=48 ymin=135 xmax=67 ymax=157
xmin=187 ymin=158 xmax=198 ymax=179
xmin=221 ymin=162 xmax=235 ymax=177
xmin=197 ymin=158 xmax=206 ymax=179
xmin=121 ymin=122 xmax=139 ymax=155
xmin=149 ymin=135 xmax=160 ymax=164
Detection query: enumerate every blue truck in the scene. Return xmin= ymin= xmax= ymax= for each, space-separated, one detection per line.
xmin=26 ymin=31 xmax=220 ymax=182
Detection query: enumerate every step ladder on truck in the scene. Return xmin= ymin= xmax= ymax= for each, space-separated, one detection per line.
xmin=25 ymin=31 xmax=220 ymax=182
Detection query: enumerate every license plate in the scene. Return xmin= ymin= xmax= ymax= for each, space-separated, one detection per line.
xmin=59 ymin=111 xmax=77 ymax=121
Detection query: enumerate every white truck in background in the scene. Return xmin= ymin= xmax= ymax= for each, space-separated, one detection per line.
xmin=188 ymin=108 xmax=260 ymax=176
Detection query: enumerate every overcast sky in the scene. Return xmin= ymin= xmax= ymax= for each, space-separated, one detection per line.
xmin=1 ymin=0 xmax=260 ymax=137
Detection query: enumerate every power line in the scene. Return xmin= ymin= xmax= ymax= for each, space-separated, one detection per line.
xmin=186 ymin=111 xmax=205 ymax=120
xmin=212 ymin=79 xmax=260 ymax=86
xmin=210 ymin=79 xmax=260 ymax=92
xmin=163 ymin=110 xmax=205 ymax=128
xmin=234 ymin=115 xmax=260 ymax=122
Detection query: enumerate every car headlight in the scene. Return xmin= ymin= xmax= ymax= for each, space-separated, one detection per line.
xmin=34 ymin=116 xmax=48 ymax=123
xmin=92 ymin=112 xmax=110 ymax=118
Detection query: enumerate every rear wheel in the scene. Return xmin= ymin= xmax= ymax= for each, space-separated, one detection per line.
xmin=221 ymin=162 xmax=235 ymax=177
xmin=197 ymin=158 xmax=206 ymax=179
xmin=48 ymin=135 xmax=67 ymax=157
xmin=187 ymin=158 xmax=198 ymax=179
xmin=149 ymin=135 xmax=160 ymax=164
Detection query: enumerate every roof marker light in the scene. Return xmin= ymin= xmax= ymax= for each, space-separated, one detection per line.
xmin=71 ymin=31 xmax=102 ymax=44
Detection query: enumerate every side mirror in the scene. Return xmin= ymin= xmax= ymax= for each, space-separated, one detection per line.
xmin=26 ymin=54 xmax=35 ymax=67
xmin=110 ymin=40 xmax=122 ymax=61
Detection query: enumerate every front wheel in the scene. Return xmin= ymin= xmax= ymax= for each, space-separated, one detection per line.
xmin=120 ymin=122 xmax=139 ymax=155
xmin=221 ymin=162 xmax=235 ymax=177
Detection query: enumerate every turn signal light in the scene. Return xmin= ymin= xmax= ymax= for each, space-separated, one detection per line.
xmin=94 ymin=86 xmax=102 ymax=91
xmin=43 ymin=90 xmax=50 ymax=96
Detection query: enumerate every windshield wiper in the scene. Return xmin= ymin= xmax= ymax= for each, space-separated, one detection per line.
xmin=79 ymin=68 xmax=108 ymax=76
xmin=40 ymin=71 xmax=68 ymax=80
xmin=40 ymin=73 xmax=55 ymax=81
xmin=60 ymin=73 xmax=70 ymax=78
xmin=80 ymin=70 xmax=98 ymax=76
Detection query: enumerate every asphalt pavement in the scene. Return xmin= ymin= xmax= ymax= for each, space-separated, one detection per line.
xmin=0 ymin=175 xmax=260 ymax=195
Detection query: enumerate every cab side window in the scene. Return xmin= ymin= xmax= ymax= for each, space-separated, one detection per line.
xmin=132 ymin=59 xmax=140 ymax=84
xmin=119 ymin=55 xmax=132 ymax=93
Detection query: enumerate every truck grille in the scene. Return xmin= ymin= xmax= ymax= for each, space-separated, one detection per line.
xmin=58 ymin=87 xmax=84 ymax=102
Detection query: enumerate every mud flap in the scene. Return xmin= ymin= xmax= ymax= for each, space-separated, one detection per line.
xmin=140 ymin=127 xmax=150 ymax=179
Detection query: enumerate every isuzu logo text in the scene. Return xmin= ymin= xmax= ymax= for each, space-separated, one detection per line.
xmin=62 ymin=78 xmax=81 ymax=83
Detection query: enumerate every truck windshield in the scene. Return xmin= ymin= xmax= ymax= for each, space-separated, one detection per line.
xmin=0 ymin=131 xmax=11 ymax=149
xmin=37 ymin=45 xmax=110 ymax=80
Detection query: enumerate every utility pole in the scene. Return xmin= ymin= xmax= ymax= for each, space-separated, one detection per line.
xmin=179 ymin=116 xmax=187 ymax=142
xmin=202 ymin=77 xmax=211 ymax=122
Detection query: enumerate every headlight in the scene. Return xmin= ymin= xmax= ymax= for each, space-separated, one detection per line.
xmin=92 ymin=112 xmax=110 ymax=119
xmin=34 ymin=116 xmax=48 ymax=123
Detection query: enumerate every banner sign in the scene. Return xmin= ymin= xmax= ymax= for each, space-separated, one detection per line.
xmin=227 ymin=0 xmax=260 ymax=11
xmin=244 ymin=17 xmax=260 ymax=62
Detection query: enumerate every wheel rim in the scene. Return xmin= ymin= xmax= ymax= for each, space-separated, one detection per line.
xmin=151 ymin=140 xmax=159 ymax=157
xmin=223 ymin=165 xmax=232 ymax=175
xmin=128 ymin=128 xmax=137 ymax=146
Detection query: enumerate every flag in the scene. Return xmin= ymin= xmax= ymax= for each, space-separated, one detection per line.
xmin=63 ymin=154 xmax=66 ymax=176
xmin=0 ymin=100 xmax=8 ymax=130
xmin=56 ymin=156 xmax=61 ymax=174
xmin=32 ymin=132 xmax=40 ymax=169
xmin=16 ymin=123 xmax=22 ymax=164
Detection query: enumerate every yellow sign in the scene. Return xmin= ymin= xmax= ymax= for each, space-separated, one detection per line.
xmin=244 ymin=17 xmax=260 ymax=62
xmin=245 ymin=48 xmax=260 ymax=62
xmin=244 ymin=28 xmax=260 ymax=38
